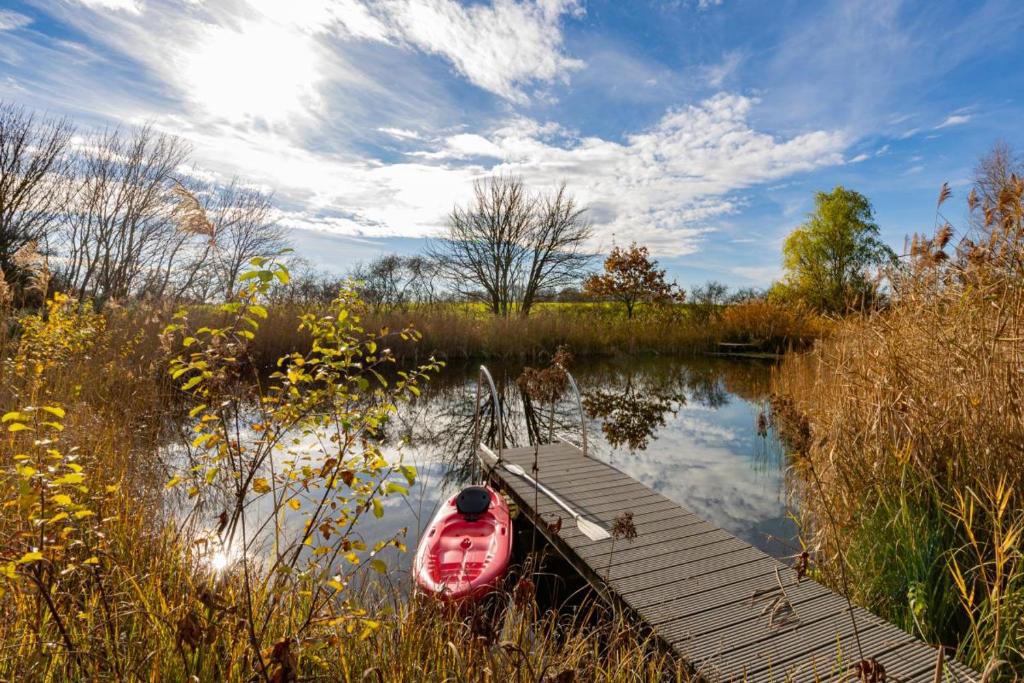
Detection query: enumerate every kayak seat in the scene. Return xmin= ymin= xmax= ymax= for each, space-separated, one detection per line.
xmin=455 ymin=486 xmax=492 ymax=520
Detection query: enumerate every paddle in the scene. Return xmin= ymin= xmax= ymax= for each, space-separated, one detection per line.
xmin=500 ymin=461 xmax=611 ymax=541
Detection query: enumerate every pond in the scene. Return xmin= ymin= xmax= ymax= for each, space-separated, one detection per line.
xmin=360 ymin=355 xmax=798 ymax=576
xmin=167 ymin=355 xmax=798 ymax=583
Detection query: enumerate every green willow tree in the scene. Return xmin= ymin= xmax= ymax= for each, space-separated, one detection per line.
xmin=778 ymin=186 xmax=896 ymax=313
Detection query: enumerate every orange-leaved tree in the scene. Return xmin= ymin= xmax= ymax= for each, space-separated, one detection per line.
xmin=583 ymin=243 xmax=683 ymax=319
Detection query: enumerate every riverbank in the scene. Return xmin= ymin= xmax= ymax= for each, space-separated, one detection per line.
xmin=0 ymin=284 xmax=689 ymax=681
xmin=242 ymin=299 xmax=829 ymax=367
xmin=770 ymin=222 xmax=1024 ymax=677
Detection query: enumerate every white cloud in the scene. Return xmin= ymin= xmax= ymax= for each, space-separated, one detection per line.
xmin=74 ymin=0 xmax=141 ymax=14
xmin=0 ymin=9 xmax=32 ymax=30
xmin=379 ymin=0 xmax=585 ymax=103
xmin=703 ymin=50 xmax=743 ymax=87
xmin=378 ymin=127 xmax=422 ymax=140
xmin=935 ymin=113 xmax=971 ymax=129
xmin=848 ymin=153 xmax=869 ymax=163
xmin=170 ymin=93 xmax=845 ymax=256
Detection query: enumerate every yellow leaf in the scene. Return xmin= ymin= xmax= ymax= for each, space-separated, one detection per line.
xmin=287 ymin=499 xmax=301 ymax=510
xmin=52 ymin=494 xmax=72 ymax=506
xmin=372 ymin=498 xmax=384 ymax=519
xmin=15 ymin=464 xmax=36 ymax=478
xmin=327 ymin=579 xmax=344 ymax=591
xmin=8 ymin=423 xmax=31 ymax=433
xmin=17 ymin=551 xmax=43 ymax=564
xmin=49 ymin=512 xmax=69 ymax=523
xmin=252 ymin=478 xmax=271 ymax=494
xmin=83 ymin=557 xmax=99 ymax=565
xmin=42 ymin=406 xmax=66 ymax=419
xmin=53 ymin=473 xmax=84 ymax=486
xmin=74 ymin=510 xmax=95 ymax=519
xmin=345 ymin=552 xmax=360 ymax=565
xmin=165 ymin=476 xmax=182 ymax=490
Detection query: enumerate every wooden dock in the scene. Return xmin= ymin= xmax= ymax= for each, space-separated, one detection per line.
xmin=480 ymin=442 xmax=976 ymax=683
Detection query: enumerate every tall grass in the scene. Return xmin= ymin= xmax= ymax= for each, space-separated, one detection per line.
xmin=244 ymin=300 xmax=826 ymax=368
xmin=0 ymin=281 xmax=684 ymax=681
xmin=772 ymin=181 xmax=1024 ymax=676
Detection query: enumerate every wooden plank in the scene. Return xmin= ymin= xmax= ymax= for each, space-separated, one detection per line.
xmin=653 ymin=576 xmax=832 ymax=643
xmin=582 ymin=527 xmax=736 ymax=567
xmin=614 ymin=546 xmax=768 ymax=594
xmin=479 ymin=444 xmax=976 ymax=682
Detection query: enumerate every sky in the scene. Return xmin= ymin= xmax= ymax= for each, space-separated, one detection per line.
xmin=1 ymin=0 xmax=1023 ymax=288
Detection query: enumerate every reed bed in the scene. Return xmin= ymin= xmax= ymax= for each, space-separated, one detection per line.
xmin=772 ymin=183 xmax=1024 ymax=677
xmin=0 ymin=284 xmax=683 ymax=681
xmin=243 ymin=300 xmax=825 ymax=368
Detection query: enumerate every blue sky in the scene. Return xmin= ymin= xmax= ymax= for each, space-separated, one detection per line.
xmin=1 ymin=0 xmax=1023 ymax=288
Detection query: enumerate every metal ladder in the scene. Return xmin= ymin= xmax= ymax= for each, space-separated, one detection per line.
xmin=472 ymin=364 xmax=588 ymax=461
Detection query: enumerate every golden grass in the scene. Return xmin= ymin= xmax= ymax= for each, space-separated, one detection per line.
xmin=772 ymin=183 xmax=1024 ymax=676
xmin=0 ymin=292 xmax=685 ymax=682
xmin=243 ymin=301 xmax=827 ymax=368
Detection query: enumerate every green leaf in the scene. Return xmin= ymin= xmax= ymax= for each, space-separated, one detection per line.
xmin=385 ymin=482 xmax=408 ymax=496
xmin=372 ymin=498 xmax=384 ymax=519
xmin=400 ymin=465 xmax=417 ymax=487
xmin=369 ymin=558 xmax=387 ymax=574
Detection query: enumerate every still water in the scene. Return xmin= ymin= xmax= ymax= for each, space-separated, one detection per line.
xmin=168 ymin=356 xmax=797 ymax=580
xmin=359 ymin=356 xmax=798 ymax=577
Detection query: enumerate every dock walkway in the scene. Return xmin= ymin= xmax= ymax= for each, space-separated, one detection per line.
xmin=480 ymin=441 xmax=975 ymax=683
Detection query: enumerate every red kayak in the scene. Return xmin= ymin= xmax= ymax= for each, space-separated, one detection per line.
xmin=414 ymin=486 xmax=512 ymax=601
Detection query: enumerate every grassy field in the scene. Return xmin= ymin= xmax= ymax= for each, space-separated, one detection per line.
xmin=771 ymin=192 xmax=1024 ymax=678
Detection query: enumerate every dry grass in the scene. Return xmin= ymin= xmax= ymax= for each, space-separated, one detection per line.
xmin=772 ymin=180 xmax=1024 ymax=676
xmin=243 ymin=301 xmax=826 ymax=368
xmin=0 ymin=289 xmax=684 ymax=682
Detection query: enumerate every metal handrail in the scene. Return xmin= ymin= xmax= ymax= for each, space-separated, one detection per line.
xmin=558 ymin=364 xmax=588 ymax=458
xmin=472 ymin=365 xmax=504 ymax=461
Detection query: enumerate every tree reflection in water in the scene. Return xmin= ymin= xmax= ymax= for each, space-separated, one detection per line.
xmin=384 ymin=357 xmax=780 ymax=482
xmin=583 ymin=376 xmax=684 ymax=452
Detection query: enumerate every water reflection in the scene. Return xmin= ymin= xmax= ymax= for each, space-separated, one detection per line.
xmin=166 ymin=356 xmax=798 ymax=580
xmin=401 ymin=356 xmax=797 ymax=559
xmin=582 ymin=371 xmax=685 ymax=452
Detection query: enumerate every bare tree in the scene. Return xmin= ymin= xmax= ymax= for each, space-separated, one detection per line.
xmin=520 ymin=184 xmax=590 ymax=315
xmin=351 ymin=253 xmax=442 ymax=311
xmin=431 ymin=175 xmax=592 ymax=316
xmin=0 ymin=103 xmax=74 ymax=282
xmin=62 ymin=125 xmax=190 ymax=303
xmin=209 ymin=180 xmax=284 ymax=299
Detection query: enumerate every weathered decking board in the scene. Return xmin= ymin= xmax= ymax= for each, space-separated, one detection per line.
xmin=481 ymin=443 xmax=976 ymax=683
